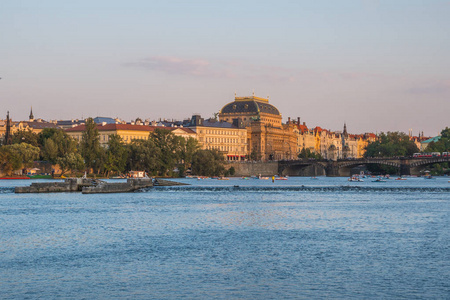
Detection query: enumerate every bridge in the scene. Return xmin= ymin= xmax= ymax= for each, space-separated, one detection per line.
xmin=278 ymin=156 xmax=450 ymax=177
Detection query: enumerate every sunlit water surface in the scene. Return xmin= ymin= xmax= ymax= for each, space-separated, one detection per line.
xmin=1 ymin=177 xmax=449 ymax=299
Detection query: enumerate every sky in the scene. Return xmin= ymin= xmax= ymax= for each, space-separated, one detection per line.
xmin=1 ymin=0 xmax=449 ymax=136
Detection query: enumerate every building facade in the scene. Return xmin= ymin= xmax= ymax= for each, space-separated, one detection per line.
xmin=219 ymin=95 xmax=297 ymax=161
xmin=187 ymin=115 xmax=248 ymax=161
xmin=66 ymin=124 xmax=196 ymax=146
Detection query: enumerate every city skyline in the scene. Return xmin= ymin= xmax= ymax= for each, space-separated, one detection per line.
xmin=1 ymin=0 xmax=449 ymax=136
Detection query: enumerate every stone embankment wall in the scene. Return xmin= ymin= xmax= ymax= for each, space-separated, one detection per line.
xmin=82 ymin=178 xmax=153 ymax=194
xmin=227 ymin=162 xmax=279 ymax=177
xmin=15 ymin=178 xmax=84 ymax=193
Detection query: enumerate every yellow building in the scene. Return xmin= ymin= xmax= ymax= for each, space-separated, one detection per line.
xmin=66 ymin=124 xmax=196 ymax=146
xmin=219 ymin=95 xmax=296 ymax=161
xmin=187 ymin=115 xmax=247 ymax=160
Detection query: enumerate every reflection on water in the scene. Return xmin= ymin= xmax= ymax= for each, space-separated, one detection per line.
xmin=0 ymin=177 xmax=449 ymax=299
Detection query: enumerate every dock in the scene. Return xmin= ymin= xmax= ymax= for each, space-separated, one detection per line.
xmin=15 ymin=177 xmax=188 ymax=194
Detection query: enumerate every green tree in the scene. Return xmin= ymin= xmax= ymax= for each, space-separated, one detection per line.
xmin=56 ymin=153 xmax=85 ymax=176
xmin=191 ymin=149 xmax=225 ymax=176
xmin=127 ymin=139 xmax=161 ymax=175
xmin=150 ymin=128 xmax=181 ymax=176
xmin=298 ymin=148 xmax=322 ymax=159
xmin=0 ymin=147 xmax=14 ymax=175
xmin=0 ymin=143 xmax=40 ymax=175
xmin=364 ymin=132 xmax=419 ymax=174
xmin=426 ymin=127 xmax=450 ymax=153
xmin=228 ymin=166 xmax=236 ymax=176
xmin=42 ymin=138 xmax=59 ymax=163
xmin=364 ymin=132 xmax=419 ymax=158
xmin=423 ymin=127 xmax=450 ymax=175
xmin=104 ymin=134 xmax=128 ymax=177
xmin=40 ymin=129 xmax=78 ymax=163
xmin=179 ymin=137 xmax=200 ymax=175
xmin=12 ymin=129 xmax=39 ymax=147
xmin=80 ymin=118 xmax=103 ymax=173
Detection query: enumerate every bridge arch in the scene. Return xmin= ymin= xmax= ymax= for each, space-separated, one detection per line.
xmin=278 ymin=161 xmax=327 ymax=176
xmin=409 ymin=157 xmax=450 ymax=168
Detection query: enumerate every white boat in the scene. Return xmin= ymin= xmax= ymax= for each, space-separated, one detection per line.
xmin=348 ymin=176 xmax=363 ymax=182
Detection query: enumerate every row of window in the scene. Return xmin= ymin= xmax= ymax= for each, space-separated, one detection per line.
xmin=205 ymin=137 xmax=245 ymax=144
xmin=200 ymin=129 xmax=243 ymax=135
xmin=206 ymin=145 xmax=246 ymax=152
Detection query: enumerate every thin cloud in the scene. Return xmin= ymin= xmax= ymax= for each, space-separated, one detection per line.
xmin=406 ymin=80 xmax=450 ymax=95
xmin=125 ymin=55 xmax=385 ymax=84
xmin=125 ymin=56 xmax=234 ymax=78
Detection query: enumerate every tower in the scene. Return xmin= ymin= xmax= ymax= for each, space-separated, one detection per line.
xmin=343 ymin=122 xmax=348 ymax=138
xmin=29 ymin=107 xmax=34 ymax=122
xmin=4 ymin=111 xmax=12 ymax=145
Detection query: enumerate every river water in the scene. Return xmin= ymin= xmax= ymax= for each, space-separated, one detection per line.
xmin=1 ymin=177 xmax=449 ymax=299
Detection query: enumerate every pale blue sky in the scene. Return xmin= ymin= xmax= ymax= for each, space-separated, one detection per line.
xmin=1 ymin=0 xmax=449 ymax=135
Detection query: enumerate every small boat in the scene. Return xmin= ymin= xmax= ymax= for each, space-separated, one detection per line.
xmin=241 ymin=177 xmax=250 ymax=180
xmin=218 ymin=177 xmax=229 ymax=180
xmin=28 ymin=174 xmax=53 ymax=179
xmin=348 ymin=176 xmax=363 ymax=182
xmin=395 ymin=177 xmax=407 ymax=180
xmin=310 ymin=177 xmax=318 ymax=180
xmin=424 ymin=175 xmax=436 ymax=180
xmin=373 ymin=178 xmax=386 ymax=182
xmin=0 ymin=177 xmax=30 ymax=180
xmin=276 ymin=177 xmax=288 ymax=180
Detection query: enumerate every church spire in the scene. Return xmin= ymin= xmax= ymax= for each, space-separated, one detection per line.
xmin=4 ymin=111 xmax=12 ymax=145
xmin=343 ymin=122 xmax=348 ymax=137
xmin=29 ymin=106 xmax=34 ymax=121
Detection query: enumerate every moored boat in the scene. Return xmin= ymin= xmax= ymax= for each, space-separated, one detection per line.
xmin=348 ymin=175 xmax=363 ymax=182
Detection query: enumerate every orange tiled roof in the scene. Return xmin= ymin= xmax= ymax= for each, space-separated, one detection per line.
xmin=296 ymin=124 xmax=308 ymax=133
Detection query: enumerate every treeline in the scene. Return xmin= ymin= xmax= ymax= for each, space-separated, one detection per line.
xmin=422 ymin=127 xmax=450 ymax=175
xmin=364 ymin=129 xmax=449 ymax=175
xmin=0 ymin=118 xmax=228 ymax=177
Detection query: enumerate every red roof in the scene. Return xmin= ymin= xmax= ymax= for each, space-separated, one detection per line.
xmin=314 ymin=126 xmax=323 ymax=133
xmin=295 ymin=124 xmax=308 ymax=133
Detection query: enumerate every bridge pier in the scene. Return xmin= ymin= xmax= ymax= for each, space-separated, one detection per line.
xmin=326 ymin=163 xmax=341 ymax=177
xmin=399 ymin=162 xmax=411 ymax=176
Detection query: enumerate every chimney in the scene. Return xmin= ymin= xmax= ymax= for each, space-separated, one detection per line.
xmin=288 ymin=117 xmax=291 ymax=124
xmin=297 ymin=117 xmax=300 ymax=125
xmin=303 ymin=122 xmax=306 ymax=126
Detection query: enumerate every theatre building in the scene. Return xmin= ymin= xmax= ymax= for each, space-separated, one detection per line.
xmin=219 ymin=95 xmax=297 ymax=161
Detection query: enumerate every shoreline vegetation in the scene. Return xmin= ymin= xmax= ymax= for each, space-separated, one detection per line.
xmin=1 ymin=120 xmax=449 ymax=177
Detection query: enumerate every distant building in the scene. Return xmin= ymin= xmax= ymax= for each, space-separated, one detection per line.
xmin=219 ymin=95 xmax=296 ymax=161
xmin=420 ymin=136 xmax=441 ymax=151
xmin=66 ymin=123 xmax=196 ymax=146
xmin=54 ymin=119 xmax=86 ymax=129
xmin=187 ymin=115 xmax=248 ymax=161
